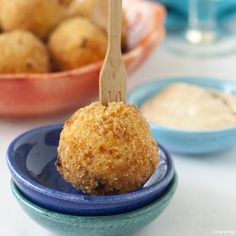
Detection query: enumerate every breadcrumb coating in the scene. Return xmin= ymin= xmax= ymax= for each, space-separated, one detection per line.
xmin=57 ymin=102 xmax=159 ymax=195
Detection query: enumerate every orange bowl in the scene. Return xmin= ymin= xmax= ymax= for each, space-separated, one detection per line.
xmin=0 ymin=0 xmax=165 ymax=118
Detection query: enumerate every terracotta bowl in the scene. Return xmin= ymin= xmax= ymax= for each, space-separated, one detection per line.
xmin=0 ymin=1 xmax=165 ymax=118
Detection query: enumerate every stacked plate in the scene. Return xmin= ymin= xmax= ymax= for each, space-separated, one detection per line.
xmin=7 ymin=124 xmax=177 ymax=236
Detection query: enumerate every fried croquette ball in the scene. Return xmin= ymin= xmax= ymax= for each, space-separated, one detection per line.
xmin=57 ymin=102 xmax=159 ymax=195
xmin=0 ymin=0 xmax=65 ymax=39
xmin=67 ymin=0 xmax=128 ymax=48
xmin=48 ymin=17 xmax=107 ymax=71
xmin=0 ymin=30 xmax=50 ymax=74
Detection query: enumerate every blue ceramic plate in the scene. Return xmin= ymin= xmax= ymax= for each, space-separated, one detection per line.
xmin=128 ymin=77 xmax=236 ymax=154
xmin=7 ymin=124 xmax=175 ymax=216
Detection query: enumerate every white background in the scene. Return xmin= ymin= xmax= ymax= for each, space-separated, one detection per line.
xmin=0 ymin=44 xmax=236 ymax=236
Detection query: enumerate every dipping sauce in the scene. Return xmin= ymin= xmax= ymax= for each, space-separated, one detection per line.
xmin=141 ymin=83 xmax=236 ymax=130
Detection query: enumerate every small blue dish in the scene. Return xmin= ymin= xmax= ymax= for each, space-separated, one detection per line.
xmin=7 ymin=124 xmax=175 ymax=216
xmin=128 ymin=77 xmax=236 ymax=154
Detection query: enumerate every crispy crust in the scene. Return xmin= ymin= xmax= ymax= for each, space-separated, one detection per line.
xmin=57 ymin=102 xmax=159 ymax=195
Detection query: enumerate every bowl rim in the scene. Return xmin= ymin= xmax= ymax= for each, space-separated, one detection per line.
xmin=7 ymin=124 xmax=175 ymax=204
xmin=0 ymin=0 xmax=165 ymax=81
xmin=11 ymin=174 xmax=178 ymax=221
xmin=128 ymin=76 xmax=236 ymax=134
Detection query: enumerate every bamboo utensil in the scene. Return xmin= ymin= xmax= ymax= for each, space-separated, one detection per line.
xmin=99 ymin=0 xmax=127 ymax=106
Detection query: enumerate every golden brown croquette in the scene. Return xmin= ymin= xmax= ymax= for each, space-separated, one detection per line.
xmin=48 ymin=17 xmax=107 ymax=71
xmin=0 ymin=30 xmax=50 ymax=73
xmin=67 ymin=0 xmax=128 ymax=49
xmin=57 ymin=102 xmax=159 ymax=195
xmin=0 ymin=0 xmax=65 ymax=39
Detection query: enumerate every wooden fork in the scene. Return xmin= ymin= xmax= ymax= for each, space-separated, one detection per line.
xmin=99 ymin=0 xmax=127 ymax=106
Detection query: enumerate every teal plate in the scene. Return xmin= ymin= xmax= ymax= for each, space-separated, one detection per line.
xmin=11 ymin=174 xmax=177 ymax=236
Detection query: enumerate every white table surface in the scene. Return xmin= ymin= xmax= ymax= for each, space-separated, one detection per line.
xmin=1 ymin=44 xmax=236 ymax=236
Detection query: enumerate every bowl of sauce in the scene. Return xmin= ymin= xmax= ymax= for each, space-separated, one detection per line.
xmin=128 ymin=77 xmax=236 ymax=154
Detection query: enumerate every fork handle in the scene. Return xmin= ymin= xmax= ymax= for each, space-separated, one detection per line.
xmin=107 ymin=0 xmax=122 ymax=57
xmin=99 ymin=0 xmax=127 ymax=106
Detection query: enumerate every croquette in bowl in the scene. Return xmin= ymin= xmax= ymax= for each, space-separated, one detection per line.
xmin=67 ymin=0 xmax=128 ymax=48
xmin=48 ymin=17 xmax=107 ymax=71
xmin=0 ymin=0 xmax=65 ymax=39
xmin=0 ymin=30 xmax=49 ymax=74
